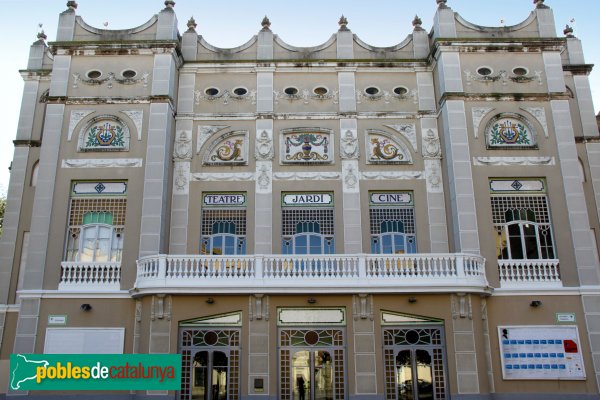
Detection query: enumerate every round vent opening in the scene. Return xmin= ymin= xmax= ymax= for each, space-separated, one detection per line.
xmin=313 ymin=87 xmax=328 ymax=95
xmin=205 ymin=87 xmax=220 ymax=96
xmin=87 ymin=70 xmax=102 ymax=79
xmin=122 ymin=70 xmax=137 ymax=79
xmin=284 ymin=87 xmax=299 ymax=95
xmin=477 ymin=67 xmax=493 ymax=76
xmin=513 ymin=67 xmax=528 ymax=76
xmin=365 ymin=86 xmax=380 ymax=95
xmin=393 ymin=86 xmax=408 ymax=95
xmin=233 ymin=87 xmax=248 ymax=96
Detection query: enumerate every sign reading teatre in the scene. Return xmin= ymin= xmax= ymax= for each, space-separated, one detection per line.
xmin=203 ymin=193 xmax=246 ymax=207
xmin=282 ymin=193 xmax=333 ymax=206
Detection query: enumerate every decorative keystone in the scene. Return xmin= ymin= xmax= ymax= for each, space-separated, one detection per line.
xmin=164 ymin=0 xmax=175 ymax=8
xmin=412 ymin=15 xmax=423 ymax=30
xmin=187 ymin=16 xmax=197 ymax=31
xmin=563 ymin=24 xmax=574 ymax=37
xmin=261 ymin=15 xmax=271 ymax=30
xmin=437 ymin=0 xmax=448 ymax=8
xmin=66 ymin=1 xmax=78 ymax=10
xmin=338 ymin=15 xmax=348 ymax=30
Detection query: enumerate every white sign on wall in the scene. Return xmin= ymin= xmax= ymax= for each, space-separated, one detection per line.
xmin=44 ymin=328 xmax=125 ymax=354
xmin=282 ymin=193 xmax=333 ymax=207
xmin=203 ymin=193 xmax=246 ymax=207
xmin=498 ymin=325 xmax=585 ymax=380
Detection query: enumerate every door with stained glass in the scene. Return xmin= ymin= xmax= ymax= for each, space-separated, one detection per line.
xmin=191 ymin=350 xmax=229 ymax=400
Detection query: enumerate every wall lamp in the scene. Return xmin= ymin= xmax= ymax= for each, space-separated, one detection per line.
xmin=206 ymin=297 xmax=215 ymax=304
xmin=408 ymin=297 xmax=417 ymax=304
xmin=307 ymin=297 xmax=317 ymax=304
xmin=80 ymin=303 xmax=92 ymax=312
xmin=530 ymin=300 xmax=542 ymax=308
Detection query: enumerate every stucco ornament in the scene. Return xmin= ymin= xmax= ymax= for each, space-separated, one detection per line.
xmin=197 ymin=125 xmax=228 ymax=154
xmin=173 ymin=131 xmax=193 ymax=160
xmin=255 ymin=130 xmax=274 ymax=160
xmin=340 ymin=130 xmax=359 ymax=159
xmin=386 ymin=124 xmax=417 ymax=152
xmin=422 ymin=129 xmax=441 ymax=159
xmin=68 ymin=110 xmax=95 ymax=141
xmin=342 ymin=161 xmax=359 ymax=192
xmin=425 ymin=160 xmax=443 ymax=193
xmin=471 ymin=107 xmax=495 ymax=139
xmin=256 ymin=162 xmax=272 ymax=193
xmin=173 ymin=163 xmax=190 ymax=193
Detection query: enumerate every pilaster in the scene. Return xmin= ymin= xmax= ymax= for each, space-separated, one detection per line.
xmin=248 ymin=294 xmax=270 ymax=397
xmin=352 ymin=295 xmax=377 ymax=397
xmin=255 ymin=119 xmax=274 ymax=254
xmin=451 ymin=294 xmax=480 ymax=395
xmin=338 ymin=71 xmax=356 ymax=113
xmin=147 ymin=294 xmax=172 ymax=396
xmin=340 ymin=118 xmax=361 ymax=254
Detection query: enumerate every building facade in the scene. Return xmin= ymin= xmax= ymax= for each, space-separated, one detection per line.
xmin=1 ymin=0 xmax=600 ymax=399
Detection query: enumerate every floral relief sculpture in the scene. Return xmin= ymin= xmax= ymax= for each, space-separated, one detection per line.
xmin=486 ymin=115 xmax=536 ymax=148
xmin=211 ymin=139 xmax=244 ymax=162
xmin=79 ymin=116 xmax=130 ymax=152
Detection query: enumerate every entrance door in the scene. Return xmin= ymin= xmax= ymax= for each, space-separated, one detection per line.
xmin=191 ymin=350 xmax=229 ymax=400
xmin=395 ymin=349 xmax=434 ymax=400
xmin=292 ymin=350 xmax=334 ymax=400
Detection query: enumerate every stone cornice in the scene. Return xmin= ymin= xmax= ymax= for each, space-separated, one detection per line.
xmin=13 ymin=140 xmax=41 ymax=147
xmin=563 ymin=64 xmax=594 ymax=75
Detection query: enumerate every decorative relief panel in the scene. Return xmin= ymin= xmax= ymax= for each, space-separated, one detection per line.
xmin=425 ymin=160 xmax=443 ymax=193
xmin=72 ymin=72 xmax=150 ymax=89
xmin=197 ymin=125 xmax=228 ymax=154
xmin=203 ymin=131 xmax=248 ymax=165
xmin=340 ymin=129 xmax=359 ymax=159
xmin=356 ymin=88 xmax=418 ymax=104
xmin=464 ymin=70 xmax=542 ymax=86
xmin=281 ymin=128 xmax=332 ymax=164
xmin=386 ymin=124 xmax=417 ymax=152
xmin=486 ymin=114 xmax=536 ymax=149
xmin=62 ymin=158 xmax=142 ymax=168
xmin=256 ymin=161 xmax=272 ymax=194
xmin=255 ymin=129 xmax=274 ymax=160
xmin=521 ymin=107 xmax=549 ymax=138
xmin=78 ymin=115 xmax=130 ymax=152
xmin=194 ymin=89 xmax=256 ymax=106
xmin=366 ymin=130 xmax=412 ymax=164
xmin=120 ymin=110 xmax=143 ymax=141
xmin=422 ymin=128 xmax=441 ymax=159
xmin=68 ymin=110 xmax=94 ymax=141
xmin=273 ymin=89 xmax=338 ymax=105
xmin=471 ymin=107 xmax=495 ymax=139
xmin=173 ymin=162 xmax=190 ymax=194
xmin=342 ymin=160 xmax=359 ymax=193
xmin=173 ymin=130 xmax=193 ymax=160
xmin=473 ymin=157 xmax=555 ymax=166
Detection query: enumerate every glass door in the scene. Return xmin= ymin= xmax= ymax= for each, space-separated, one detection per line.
xmin=395 ymin=349 xmax=434 ymax=400
xmin=192 ymin=350 xmax=229 ymax=400
xmin=292 ymin=350 xmax=334 ymax=400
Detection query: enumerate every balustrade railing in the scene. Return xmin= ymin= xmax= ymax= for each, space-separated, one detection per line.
xmin=59 ymin=261 xmax=121 ymax=291
xmin=497 ymin=259 xmax=561 ymax=288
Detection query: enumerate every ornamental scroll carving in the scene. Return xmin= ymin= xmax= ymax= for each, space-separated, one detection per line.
xmin=386 ymin=124 xmax=417 ymax=152
xmin=173 ymin=131 xmax=192 ymax=160
xmin=340 ymin=130 xmax=358 ymax=159
xmin=366 ymin=130 xmax=412 ymax=164
xmin=203 ymin=131 xmax=249 ymax=165
xmin=255 ymin=130 xmax=274 ymax=160
xmin=197 ymin=125 xmax=228 ymax=154
xmin=422 ymin=129 xmax=441 ymax=159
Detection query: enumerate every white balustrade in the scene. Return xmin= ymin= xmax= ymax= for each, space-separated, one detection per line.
xmin=134 ymin=253 xmax=488 ymax=294
xmin=59 ymin=261 xmax=121 ymax=291
xmin=498 ymin=259 xmax=561 ymax=288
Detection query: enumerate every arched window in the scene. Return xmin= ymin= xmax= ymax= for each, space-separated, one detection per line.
xmin=67 ymin=211 xmax=123 ymax=262
xmin=371 ymin=221 xmax=416 ymax=254
xmin=201 ymin=221 xmax=246 ymax=255
xmin=282 ymin=221 xmax=335 ymax=255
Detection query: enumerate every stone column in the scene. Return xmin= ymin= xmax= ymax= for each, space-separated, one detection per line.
xmin=148 ymin=294 xmax=173 ymax=396
xmin=352 ymin=295 xmax=377 ymax=397
xmin=248 ymin=295 xmax=270 ymax=398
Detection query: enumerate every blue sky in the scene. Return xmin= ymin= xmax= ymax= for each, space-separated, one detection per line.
xmin=0 ymin=0 xmax=598 ymax=194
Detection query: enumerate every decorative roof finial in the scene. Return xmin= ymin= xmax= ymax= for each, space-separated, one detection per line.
xmin=412 ymin=15 xmax=423 ymax=30
xmin=187 ymin=16 xmax=197 ymax=32
xmin=66 ymin=1 xmax=78 ymax=10
xmin=261 ymin=16 xmax=271 ymax=31
xmin=533 ymin=0 xmax=548 ymax=9
xmin=563 ymin=24 xmax=574 ymax=37
xmin=437 ymin=0 xmax=448 ymax=8
xmin=338 ymin=15 xmax=348 ymax=30
xmin=37 ymin=24 xmax=47 ymax=42
xmin=164 ymin=0 xmax=175 ymax=8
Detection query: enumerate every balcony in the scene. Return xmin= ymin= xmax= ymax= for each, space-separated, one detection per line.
xmin=58 ymin=261 xmax=121 ymax=291
xmin=497 ymin=259 xmax=562 ymax=288
xmin=133 ymin=253 xmax=488 ymax=295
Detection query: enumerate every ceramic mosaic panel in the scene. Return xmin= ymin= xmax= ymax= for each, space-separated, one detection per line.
xmin=79 ymin=116 xmax=130 ymax=152
xmin=366 ymin=131 xmax=412 ymax=164
xmin=203 ymin=131 xmax=248 ymax=165
xmin=486 ymin=114 xmax=536 ymax=148
xmin=281 ymin=128 xmax=332 ymax=164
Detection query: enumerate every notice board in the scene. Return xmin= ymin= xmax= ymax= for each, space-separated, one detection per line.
xmin=498 ymin=325 xmax=585 ymax=380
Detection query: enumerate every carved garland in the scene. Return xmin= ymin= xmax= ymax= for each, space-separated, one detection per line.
xmin=72 ymin=72 xmax=150 ymax=89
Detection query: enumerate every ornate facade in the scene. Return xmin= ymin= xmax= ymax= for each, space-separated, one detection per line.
xmin=1 ymin=0 xmax=600 ymax=399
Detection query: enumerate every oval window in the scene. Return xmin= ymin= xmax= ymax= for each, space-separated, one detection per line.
xmin=365 ymin=86 xmax=380 ymax=96
xmin=477 ymin=67 xmax=493 ymax=76
xmin=87 ymin=70 xmax=102 ymax=79
xmin=233 ymin=87 xmax=248 ymax=96
xmin=393 ymin=86 xmax=408 ymax=95
xmin=284 ymin=87 xmax=299 ymax=95
xmin=313 ymin=86 xmax=328 ymax=95
xmin=205 ymin=87 xmax=220 ymax=96
xmin=512 ymin=67 xmax=528 ymax=76
xmin=122 ymin=69 xmax=137 ymax=79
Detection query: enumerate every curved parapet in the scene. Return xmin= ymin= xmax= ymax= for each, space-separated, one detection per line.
xmin=353 ymin=33 xmax=415 ymax=60
xmin=73 ymin=15 xmax=160 ymax=41
xmin=273 ymin=34 xmax=337 ymax=60
xmin=454 ymin=11 xmax=542 ymax=38
xmin=196 ymin=35 xmax=259 ymax=61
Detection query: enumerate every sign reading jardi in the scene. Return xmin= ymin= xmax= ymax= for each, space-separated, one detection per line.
xmin=10 ymin=354 xmax=181 ymax=391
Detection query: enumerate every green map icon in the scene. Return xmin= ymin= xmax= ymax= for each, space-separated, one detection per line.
xmin=10 ymin=354 xmax=49 ymax=390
